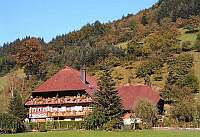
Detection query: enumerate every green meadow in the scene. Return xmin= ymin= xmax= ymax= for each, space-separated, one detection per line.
xmin=1 ymin=130 xmax=200 ymax=137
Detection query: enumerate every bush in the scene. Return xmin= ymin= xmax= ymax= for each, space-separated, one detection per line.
xmin=181 ymin=41 xmax=192 ymax=52
xmin=84 ymin=109 xmax=107 ymax=130
xmin=38 ymin=123 xmax=47 ymax=132
xmin=53 ymin=121 xmax=83 ymax=129
xmin=0 ymin=113 xmax=24 ymax=133
xmin=163 ymin=116 xmax=174 ymax=127
xmin=27 ymin=121 xmax=83 ymax=131
xmin=103 ymin=119 xmax=122 ymax=131
xmin=28 ymin=122 xmax=38 ymax=131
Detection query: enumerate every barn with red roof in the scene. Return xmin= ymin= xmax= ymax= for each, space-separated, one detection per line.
xmin=25 ymin=66 xmax=163 ymax=123
xmin=118 ymin=84 xmax=163 ymax=111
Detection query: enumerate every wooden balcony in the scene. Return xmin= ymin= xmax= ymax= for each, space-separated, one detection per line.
xmin=47 ymin=110 xmax=91 ymax=117
xmin=29 ymin=106 xmax=92 ymax=118
xmin=25 ymin=96 xmax=92 ymax=106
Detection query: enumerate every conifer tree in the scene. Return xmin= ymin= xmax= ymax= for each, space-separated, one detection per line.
xmin=8 ymin=90 xmax=26 ymax=121
xmin=84 ymin=65 xmax=123 ymax=130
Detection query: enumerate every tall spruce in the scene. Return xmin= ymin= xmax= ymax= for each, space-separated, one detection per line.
xmin=84 ymin=65 xmax=123 ymax=130
xmin=8 ymin=90 xmax=26 ymax=121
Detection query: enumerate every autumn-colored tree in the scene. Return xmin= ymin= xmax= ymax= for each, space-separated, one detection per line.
xmin=16 ymin=38 xmax=45 ymax=79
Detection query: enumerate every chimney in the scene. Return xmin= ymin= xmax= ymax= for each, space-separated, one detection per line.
xmin=80 ymin=66 xmax=86 ymax=84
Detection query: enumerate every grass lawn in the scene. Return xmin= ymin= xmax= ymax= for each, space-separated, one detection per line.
xmin=178 ymin=28 xmax=198 ymax=45
xmin=1 ymin=130 xmax=200 ymax=137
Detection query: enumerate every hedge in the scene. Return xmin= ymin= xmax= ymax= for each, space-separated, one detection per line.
xmin=0 ymin=113 xmax=23 ymax=133
xmin=27 ymin=121 xmax=83 ymax=131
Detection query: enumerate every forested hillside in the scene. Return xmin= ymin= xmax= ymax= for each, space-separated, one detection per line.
xmin=157 ymin=0 xmax=200 ymax=22
xmin=0 ymin=0 xmax=200 ymax=126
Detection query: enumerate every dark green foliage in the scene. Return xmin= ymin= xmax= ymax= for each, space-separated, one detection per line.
xmin=84 ymin=65 xmax=123 ymax=130
xmin=157 ymin=0 xmax=200 ymax=22
xmin=161 ymin=53 xmax=198 ymax=103
xmin=161 ymin=85 xmax=193 ymax=103
xmin=0 ymin=113 xmax=23 ymax=133
xmin=47 ymin=44 xmax=125 ymax=70
xmin=184 ymin=25 xmax=199 ymax=34
xmin=26 ymin=121 xmax=83 ymax=131
xmin=0 ymin=56 xmax=16 ymax=76
xmin=176 ymin=74 xmax=199 ymax=93
xmin=141 ymin=15 xmax=148 ymax=26
xmin=50 ymin=21 xmax=109 ymax=47
xmin=127 ymin=41 xmax=151 ymax=58
xmin=84 ymin=109 xmax=107 ymax=130
xmin=167 ymin=53 xmax=193 ymax=79
xmin=8 ymin=90 xmax=26 ymax=122
xmin=127 ymin=41 xmax=140 ymax=57
xmin=103 ymin=118 xmax=122 ymax=131
xmin=136 ymin=58 xmax=164 ymax=78
xmin=38 ymin=123 xmax=47 ymax=132
xmin=49 ymin=121 xmax=83 ymax=130
xmin=129 ymin=19 xmax=137 ymax=32
xmin=181 ymin=41 xmax=192 ymax=52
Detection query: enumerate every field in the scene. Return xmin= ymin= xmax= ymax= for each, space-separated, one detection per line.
xmin=1 ymin=130 xmax=200 ymax=137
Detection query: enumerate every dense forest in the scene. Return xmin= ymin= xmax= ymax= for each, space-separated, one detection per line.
xmin=0 ymin=0 xmax=200 ymax=128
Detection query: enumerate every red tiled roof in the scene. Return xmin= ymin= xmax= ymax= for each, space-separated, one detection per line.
xmin=118 ymin=84 xmax=161 ymax=110
xmin=33 ymin=66 xmax=97 ymax=95
xmin=33 ymin=66 xmax=160 ymax=111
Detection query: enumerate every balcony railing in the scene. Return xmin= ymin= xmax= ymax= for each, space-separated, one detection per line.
xmin=25 ymin=96 xmax=93 ymax=106
xmin=47 ymin=110 xmax=92 ymax=117
xmin=29 ymin=109 xmax=92 ymax=118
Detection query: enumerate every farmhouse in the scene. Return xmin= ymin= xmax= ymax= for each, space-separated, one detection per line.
xmin=118 ymin=85 xmax=164 ymax=125
xmin=25 ymin=66 xmax=162 ymax=123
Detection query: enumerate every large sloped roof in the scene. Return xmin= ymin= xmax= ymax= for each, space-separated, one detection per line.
xmin=32 ymin=66 xmax=161 ymax=111
xmin=33 ymin=66 xmax=97 ymax=95
xmin=118 ymin=84 xmax=161 ymax=110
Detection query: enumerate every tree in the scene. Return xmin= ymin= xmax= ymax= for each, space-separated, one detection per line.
xmin=141 ymin=15 xmax=148 ymax=26
xmin=16 ymin=38 xmax=45 ymax=79
xmin=8 ymin=90 xmax=26 ymax=121
xmin=129 ymin=19 xmax=137 ymax=32
xmin=83 ymin=107 xmax=107 ymax=130
xmin=172 ymin=99 xmax=196 ymax=122
xmin=157 ymin=0 xmax=200 ymax=22
xmin=135 ymin=100 xmax=158 ymax=129
xmin=136 ymin=58 xmax=164 ymax=79
xmin=161 ymin=85 xmax=193 ymax=103
xmin=84 ymin=65 xmax=123 ymax=130
xmin=0 ymin=56 xmax=16 ymax=76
